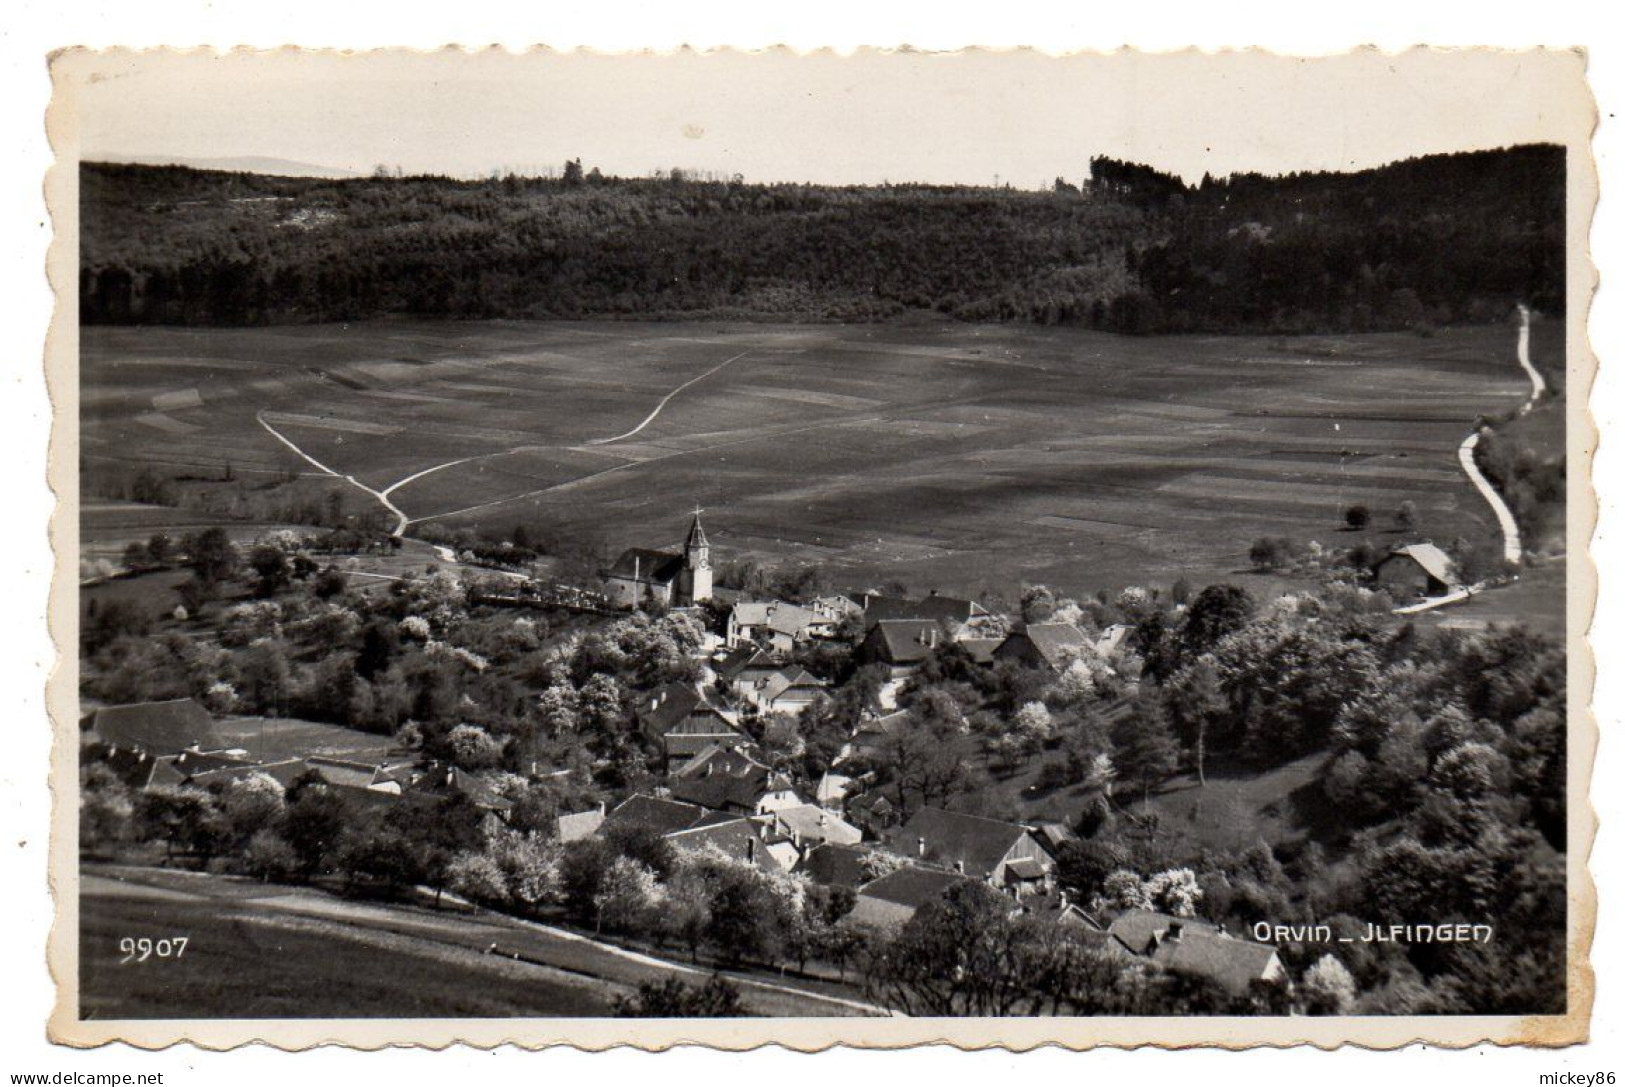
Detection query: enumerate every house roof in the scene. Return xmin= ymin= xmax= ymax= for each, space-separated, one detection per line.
xmin=186 ymin=758 xmax=308 ymax=790
xmin=731 ymin=601 xmax=825 ymax=638
xmin=867 ymin=619 xmax=945 ymax=664
xmin=864 ymin=594 xmax=984 ymax=627
xmin=857 ymin=866 xmax=973 ymax=911
xmin=894 ymin=806 xmax=1037 ymax=879
xmin=602 ymin=793 xmax=713 ymax=837
xmin=556 ymin=806 xmax=606 ymax=842
xmin=815 ymin=771 xmax=855 ymax=805
xmin=1032 ymin=822 xmax=1079 ymax=856
xmin=1003 ymin=856 xmax=1049 ymax=881
xmin=673 ymin=743 xmax=767 ymax=781
xmin=665 ymin=816 xmax=779 ymax=868
xmin=799 ymin=842 xmax=871 ymax=887
xmin=1385 ymin=543 xmax=1457 ymax=585
xmin=83 ymin=699 xmax=219 ymax=756
xmin=305 ymin=756 xmax=385 ymax=790
xmin=1106 ymin=909 xmax=1221 ymax=955
xmin=668 ymin=767 xmax=772 ymax=812
xmin=759 ymin=668 xmax=828 ymax=705
xmin=1151 ymin=931 xmax=1281 ymax=993
xmin=636 ymin=682 xmax=706 ymax=733
xmin=716 ymin=645 xmax=778 ymax=682
xmin=761 ymin=803 xmax=861 ymax=846
xmin=957 ymin=637 xmax=1003 ymax=665
xmin=1014 ymin=623 xmax=1092 ymax=667
xmin=605 ymin=547 xmax=684 ymax=584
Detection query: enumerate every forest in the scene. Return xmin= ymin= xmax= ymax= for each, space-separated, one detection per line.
xmin=79 ymin=145 xmax=1564 ymax=334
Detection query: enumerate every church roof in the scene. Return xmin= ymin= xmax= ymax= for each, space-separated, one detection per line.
xmin=685 ymin=513 xmax=709 ymax=550
xmin=606 ymin=547 xmax=684 ymax=584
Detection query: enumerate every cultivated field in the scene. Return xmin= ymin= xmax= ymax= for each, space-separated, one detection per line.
xmin=81 ymin=316 xmax=1561 ymax=603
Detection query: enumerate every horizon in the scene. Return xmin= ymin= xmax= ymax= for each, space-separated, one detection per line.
xmin=58 ymin=49 xmax=1586 ymax=187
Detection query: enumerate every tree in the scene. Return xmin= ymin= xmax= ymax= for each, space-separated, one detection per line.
xmin=1180 ymin=584 xmax=1256 ymax=659
xmin=184 ymin=526 xmax=239 ymax=585
xmin=1144 ymin=868 xmax=1203 ymax=917
xmin=79 ymin=763 xmax=135 ymax=854
xmin=1111 ymin=697 xmax=1179 ymax=808
xmin=1344 ymin=504 xmax=1371 ymax=531
xmin=248 ymin=544 xmax=290 ymax=596
xmin=1395 ymin=500 xmax=1418 ymax=532
xmin=1301 ymin=954 xmax=1359 ymax=1014
xmin=594 ymin=857 xmax=664 ymax=933
xmin=219 ymin=770 xmax=287 ymax=848
xmin=868 ymin=881 xmax=1026 ymax=1016
xmin=612 ymin=975 xmax=745 ymax=1017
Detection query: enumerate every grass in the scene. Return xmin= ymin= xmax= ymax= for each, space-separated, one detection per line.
xmin=1131 ymin=754 xmax=1330 ymax=856
xmin=81 ymin=318 xmax=1560 ymax=621
xmin=80 ymin=865 xmax=876 ymax=1019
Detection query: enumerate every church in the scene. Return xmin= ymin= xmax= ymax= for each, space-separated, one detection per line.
xmin=602 ymin=510 xmax=714 ymax=609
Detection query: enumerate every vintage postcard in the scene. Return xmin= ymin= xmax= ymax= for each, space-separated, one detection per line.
xmin=45 ymin=46 xmax=1596 ymax=1050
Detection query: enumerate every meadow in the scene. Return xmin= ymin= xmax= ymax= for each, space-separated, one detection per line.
xmin=80 ymin=316 xmax=1560 ymax=604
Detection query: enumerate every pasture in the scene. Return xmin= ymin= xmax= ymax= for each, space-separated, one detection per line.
xmin=80 ymin=316 xmax=1562 ymax=604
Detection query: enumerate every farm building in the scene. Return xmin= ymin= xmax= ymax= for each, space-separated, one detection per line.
xmin=861 ymin=591 xmax=989 ymax=632
xmin=857 ymin=619 xmax=948 ymax=678
xmin=755 ymin=803 xmax=863 ymax=849
xmin=747 ymin=667 xmax=830 ymax=715
xmin=887 ymin=806 xmax=1054 ymax=887
xmin=635 ymin=682 xmax=750 ymax=769
xmin=602 ymin=511 xmax=713 ymax=608
xmin=1373 ymin=543 xmax=1459 ymax=599
xmin=82 ymin=698 xmax=220 ymax=757
xmin=994 ymin=622 xmax=1094 ymax=671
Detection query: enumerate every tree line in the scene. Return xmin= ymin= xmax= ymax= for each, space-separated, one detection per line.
xmin=80 ymin=145 xmax=1563 ymax=334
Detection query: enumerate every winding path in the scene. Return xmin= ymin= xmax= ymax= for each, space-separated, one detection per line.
xmin=586 ymin=351 xmax=750 ymax=446
xmin=256 ymin=411 xmax=410 ymax=536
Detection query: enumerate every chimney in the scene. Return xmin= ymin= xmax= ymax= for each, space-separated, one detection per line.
xmin=597 ymin=801 xmax=606 ymax=816
xmin=954 ymin=859 xmax=965 ymax=874
xmin=746 ymin=837 xmax=756 ymax=863
xmin=1166 ymin=922 xmax=1184 ymax=942
xmin=1059 ymin=890 xmax=1069 ymax=911
xmin=917 ymin=836 xmax=927 ymax=858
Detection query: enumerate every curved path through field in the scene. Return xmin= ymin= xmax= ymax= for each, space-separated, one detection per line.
xmin=586 ymin=350 xmax=751 ymax=446
xmin=256 ymin=411 xmax=410 ymax=536
xmin=1399 ymin=308 xmax=1542 ymax=615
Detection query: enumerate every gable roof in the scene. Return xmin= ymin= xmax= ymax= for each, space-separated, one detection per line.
xmin=760 ymin=803 xmax=861 ymax=846
xmin=957 ymin=637 xmax=1003 ymax=665
xmin=635 ymin=682 xmax=706 ymax=733
xmin=83 ymin=699 xmax=219 ymax=756
xmin=556 ymin=806 xmax=606 ymax=843
xmin=863 ymin=594 xmax=984 ymax=627
xmin=1106 ymin=909 xmax=1221 ymax=955
xmin=894 ymin=806 xmax=1036 ymax=879
xmin=1012 ymin=623 xmax=1092 ymax=668
xmin=605 ymin=547 xmax=684 ymax=584
xmin=715 ymin=644 xmax=778 ymax=682
xmin=672 ymin=743 xmax=768 ymax=781
xmin=759 ymin=668 xmax=828 ymax=704
xmin=1151 ymin=931 xmax=1281 ymax=993
xmin=731 ymin=600 xmax=826 ymax=638
xmin=857 ymin=866 xmax=973 ymax=910
xmin=1383 ymin=543 xmax=1457 ymax=585
xmin=866 ymin=619 xmax=946 ymax=664
xmin=602 ymin=793 xmax=713 ymax=837
xmin=799 ymin=842 xmax=871 ymax=887
xmin=669 ymin=767 xmax=773 ymax=812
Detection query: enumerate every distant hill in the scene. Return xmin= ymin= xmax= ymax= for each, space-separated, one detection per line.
xmin=78 ymin=145 xmax=1564 ymax=333
xmin=91 ymin=153 xmax=358 ymax=179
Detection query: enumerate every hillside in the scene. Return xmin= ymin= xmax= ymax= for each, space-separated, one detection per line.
xmin=79 ymin=146 xmax=1564 ymax=333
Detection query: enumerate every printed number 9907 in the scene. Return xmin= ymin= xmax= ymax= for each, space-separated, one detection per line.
xmin=118 ymin=936 xmax=188 ymax=963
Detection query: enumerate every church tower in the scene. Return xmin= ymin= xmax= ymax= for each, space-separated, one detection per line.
xmin=682 ymin=508 xmax=713 ymax=604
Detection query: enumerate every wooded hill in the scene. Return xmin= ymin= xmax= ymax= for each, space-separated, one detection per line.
xmin=80 ymin=145 xmax=1564 ymax=333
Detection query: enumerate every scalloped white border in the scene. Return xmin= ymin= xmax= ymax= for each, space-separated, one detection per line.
xmin=38 ymin=44 xmax=1600 ymax=1052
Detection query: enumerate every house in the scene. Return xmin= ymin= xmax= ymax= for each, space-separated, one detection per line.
xmin=861 ymin=592 xmax=989 ymax=633
xmin=845 ymin=789 xmax=900 ymax=836
xmin=1019 ymin=890 xmax=1099 ymax=930
xmin=839 ymin=708 xmax=910 ymax=765
xmin=410 ymin=764 xmax=515 ymax=817
xmin=1373 ymin=543 xmax=1459 ymax=599
xmin=305 ymin=756 xmax=408 ymax=794
xmin=668 ymin=757 xmax=800 ymax=815
xmin=714 ymin=645 xmax=782 ymax=689
xmin=1106 ymin=909 xmax=1285 ymax=993
xmin=858 ymin=620 xmax=948 ymax=679
xmin=1031 ymin=822 xmax=1080 ymax=860
xmin=602 ymin=793 xmax=789 ymax=870
xmin=755 ymin=803 xmax=863 ymax=849
xmin=887 ymin=806 xmax=1054 ymax=885
xmin=993 ymin=622 xmax=1093 ymax=671
xmin=751 ymin=668 xmax=829 ymax=715
xmin=956 ymin=637 xmax=1003 ymax=666
xmin=814 ymin=770 xmax=855 ymax=809
xmin=602 ymin=511 xmax=713 ymax=609
xmin=809 ymin=594 xmax=864 ymax=623
xmin=849 ymin=866 xmax=975 ymax=929
xmin=726 ymin=600 xmax=833 ymax=651
xmin=82 ymin=698 xmax=220 ymax=757
xmin=635 ymin=682 xmax=750 ymax=770
xmin=601 ymin=793 xmax=730 ymax=837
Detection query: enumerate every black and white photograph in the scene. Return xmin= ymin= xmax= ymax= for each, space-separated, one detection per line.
xmin=44 ymin=44 xmax=1593 ymax=1049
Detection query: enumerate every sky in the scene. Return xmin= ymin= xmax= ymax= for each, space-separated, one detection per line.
xmin=55 ymin=48 xmax=1591 ymax=186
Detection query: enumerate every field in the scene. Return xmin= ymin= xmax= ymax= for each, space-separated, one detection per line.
xmin=80 ymin=865 xmax=878 ymax=1019
xmin=80 ymin=316 xmax=1562 ymax=604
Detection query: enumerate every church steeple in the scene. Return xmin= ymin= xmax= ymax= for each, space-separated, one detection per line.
xmin=682 ymin=504 xmax=713 ymax=604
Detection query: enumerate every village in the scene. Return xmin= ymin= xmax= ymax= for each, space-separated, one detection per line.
xmin=77 ymin=490 xmax=1561 ymax=1018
